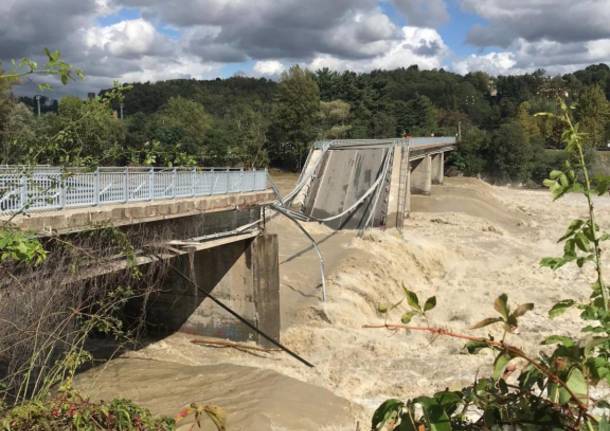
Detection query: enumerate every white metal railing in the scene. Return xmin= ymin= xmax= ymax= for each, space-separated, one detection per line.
xmin=0 ymin=167 xmax=269 ymax=214
xmin=313 ymin=136 xmax=458 ymax=149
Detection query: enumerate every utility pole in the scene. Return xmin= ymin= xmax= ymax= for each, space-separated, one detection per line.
xmin=35 ymin=95 xmax=41 ymax=117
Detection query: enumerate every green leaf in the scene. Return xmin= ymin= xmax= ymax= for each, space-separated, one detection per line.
xmin=543 ymin=179 xmax=556 ymax=188
xmin=575 ymin=232 xmax=589 ymax=252
xmin=427 ymin=405 xmax=452 ymax=431
xmin=397 ymin=413 xmax=418 ymax=431
xmin=494 ymin=294 xmax=509 ymax=320
xmin=598 ymin=417 xmax=610 ymax=431
xmin=372 ymin=399 xmax=403 ymax=429
xmin=542 ymin=335 xmax=575 ymax=347
xmin=549 ymin=170 xmax=563 ymax=180
xmin=471 ymin=317 xmax=502 ymax=330
xmin=401 ymin=311 xmax=417 ymax=324
xmin=464 ymin=340 xmax=489 ymax=354
xmin=549 ymin=299 xmax=576 ymax=318
xmin=403 ymin=286 xmax=421 ymax=311
xmin=424 ymin=296 xmax=437 ymax=312
xmin=566 ymin=367 xmax=588 ymax=404
xmin=493 ymin=353 xmax=511 ymax=380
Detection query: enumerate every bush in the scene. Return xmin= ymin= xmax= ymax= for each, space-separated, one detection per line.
xmin=0 ymin=390 xmax=174 ymax=431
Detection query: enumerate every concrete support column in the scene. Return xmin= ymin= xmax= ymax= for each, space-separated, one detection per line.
xmin=410 ymin=155 xmax=432 ymax=195
xmin=431 ymin=153 xmax=444 ymax=185
xmin=146 ymin=234 xmax=281 ymax=346
xmin=251 ymin=234 xmax=280 ymax=347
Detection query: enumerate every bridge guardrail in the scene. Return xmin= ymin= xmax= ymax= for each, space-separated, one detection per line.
xmin=0 ymin=167 xmax=268 ymax=214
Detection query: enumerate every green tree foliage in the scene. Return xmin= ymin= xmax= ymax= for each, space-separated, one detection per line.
xmin=4 ymin=55 xmax=610 ymax=182
xmin=150 ymin=96 xmax=211 ymax=162
xmin=0 ymin=69 xmax=13 ymax=131
xmin=319 ymin=99 xmax=351 ymax=139
xmin=34 ymin=95 xmax=126 ymax=165
xmin=449 ymin=126 xmax=489 ymax=176
xmin=487 ymin=120 xmax=532 ymax=182
xmin=0 ymin=102 xmax=38 ymax=164
xmin=268 ymin=65 xmax=321 ymax=169
xmin=220 ymin=104 xmax=269 ymax=168
xmin=575 ymin=85 xmax=610 ymax=150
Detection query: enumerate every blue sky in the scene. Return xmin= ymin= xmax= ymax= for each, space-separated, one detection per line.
xmin=2 ymin=0 xmax=609 ymax=94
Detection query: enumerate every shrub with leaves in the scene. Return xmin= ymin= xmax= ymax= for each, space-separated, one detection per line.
xmin=368 ymin=100 xmax=610 ymax=430
xmin=0 ymin=228 xmax=46 ymax=265
xmin=0 ymin=387 xmax=225 ymax=431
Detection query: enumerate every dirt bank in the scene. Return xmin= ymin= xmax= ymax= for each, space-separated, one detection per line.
xmin=76 ymin=176 xmax=610 ymax=429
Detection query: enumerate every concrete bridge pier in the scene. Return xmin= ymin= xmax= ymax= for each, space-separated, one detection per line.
xmin=410 ymin=155 xmax=432 ymax=195
xmin=147 ymin=233 xmax=281 ymax=347
xmin=431 ymin=153 xmax=444 ymax=185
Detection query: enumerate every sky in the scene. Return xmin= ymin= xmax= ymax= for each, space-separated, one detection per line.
xmin=1 ymin=0 xmax=610 ymax=95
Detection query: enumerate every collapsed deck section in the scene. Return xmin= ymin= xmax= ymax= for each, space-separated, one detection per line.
xmin=296 ymin=137 xmax=456 ymax=229
xmin=302 ymin=145 xmax=392 ymax=229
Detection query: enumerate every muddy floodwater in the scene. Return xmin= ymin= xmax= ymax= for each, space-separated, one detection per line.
xmin=76 ymin=174 xmax=610 ymax=430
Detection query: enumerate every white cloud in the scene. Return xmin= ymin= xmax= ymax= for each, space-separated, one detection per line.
xmin=308 ymin=26 xmax=447 ymax=72
xmin=452 ymin=37 xmax=610 ymax=76
xmin=84 ymin=18 xmax=164 ymax=58
xmin=253 ymin=60 xmax=286 ymax=76
xmin=118 ymin=54 xmax=222 ymax=82
xmin=453 ymin=52 xmax=516 ymax=75
xmin=462 ymin=0 xmax=610 ymax=47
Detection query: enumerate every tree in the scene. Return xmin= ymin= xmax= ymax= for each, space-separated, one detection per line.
xmin=575 ymin=85 xmax=609 ymax=150
xmin=0 ymin=71 xmax=16 ymax=157
xmin=0 ymin=102 xmax=38 ymax=164
xmin=395 ymin=95 xmax=438 ymax=136
xmin=150 ymin=96 xmax=211 ymax=162
xmin=268 ymin=65 xmax=320 ymax=169
xmin=35 ymin=96 xmax=126 ymax=165
xmin=222 ymin=104 xmax=269 ymax=168
xmin=487 ymin=120 xmax=533 ymax=182
xmin=450 ymin=126 xmax=489 ymax=176
xmin=319 ymin=99 xmax=351 ymax=139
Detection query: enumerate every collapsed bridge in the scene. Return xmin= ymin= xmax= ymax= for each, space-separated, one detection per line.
xmin=284 ymin=136 xmax=457 ymax=229
xmin=1 ymin=135 xmax=458 ymax=357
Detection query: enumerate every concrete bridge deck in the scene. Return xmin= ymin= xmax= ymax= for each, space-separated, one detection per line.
xmin=295 ymin=136 xmax=457 ymax=229
xmin=0 ymin=166 xmax=272 ymax=234
xmin=6 ymin=189 xmax=275 ymax=235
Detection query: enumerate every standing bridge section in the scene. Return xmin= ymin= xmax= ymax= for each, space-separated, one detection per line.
xmin=292 ymin=136 xmax=457 ymax=229
xmin=1 ymin=166 xmax=281 ymax=347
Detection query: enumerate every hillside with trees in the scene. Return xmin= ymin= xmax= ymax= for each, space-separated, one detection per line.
xmin=2 ymin=63 xmax=610 ymax=183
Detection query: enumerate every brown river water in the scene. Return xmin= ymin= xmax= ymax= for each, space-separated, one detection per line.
xmin=76 ymin=173 xmax=610 ymax=430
